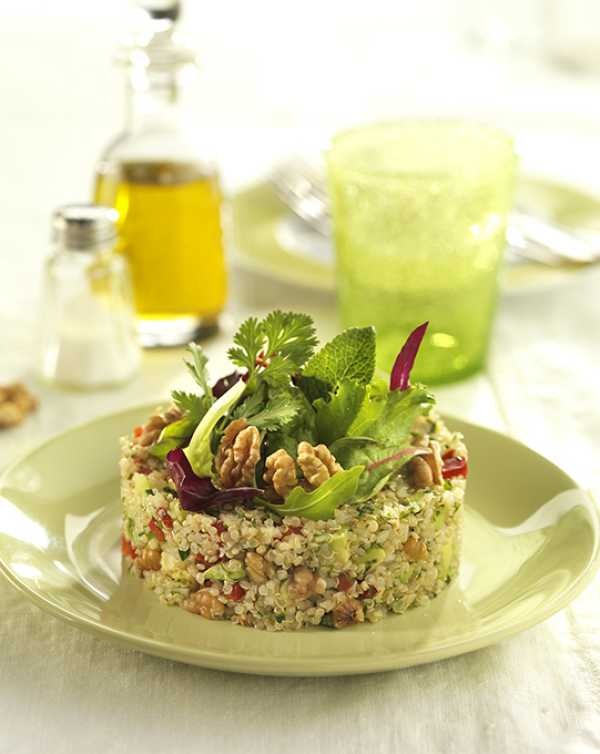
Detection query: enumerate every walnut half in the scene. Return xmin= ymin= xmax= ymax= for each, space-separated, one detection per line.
xmin=332 ymin=598 xmax=365 ymax=629
xmin=216 ymin=418 xmax=261 ymax=488
xmin=0 ymin=383 xmax=37 ymax=429
xmin=264 ymin=449 xmax=297 ymax=497
xmin=297 ymin=442 xmax=341 ymax=488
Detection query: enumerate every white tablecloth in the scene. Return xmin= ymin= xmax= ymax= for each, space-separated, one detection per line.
xmin=2 ymin=4 xmax=600 ymax=752
xmin=2 ymin=267 xmax=600 ymax=754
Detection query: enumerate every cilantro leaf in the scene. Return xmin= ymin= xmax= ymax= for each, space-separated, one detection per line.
xmin=264 ymin=389 xmax=317 ymax=457
xmin=172 ymin=390 xmax=211 ymax=423
xmin=261 ymin=311 xmax=318 ymax=368
xmin=260 ymin=354 xmax=297 ymax=387
xmin=183 ymin=344 xmax=212 ymax=398
xmin=231 ymin=382 xmax=267 ymax=420
xmin=228 ymin=316 xmax=262 ymax=373
xmin=239 ymin=392 xmax=299 ymax=431
xmin=314 ymin=381 xmax=366 ymax=446
xmin=228 ymin=311 xmax=317 ymax=386
xmin=303 ymin=327 xmax=376 ymax=387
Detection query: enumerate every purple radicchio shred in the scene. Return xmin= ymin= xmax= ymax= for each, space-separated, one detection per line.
xmin=366 ymin=447 xmax=430 ymax=472
xmin=211 ymin=370 xmax=244 ymax=399
xmin=165 ymin=448 xmax=261 ymax=512
xmin=389 ymin=321 xmax=429 ymax=391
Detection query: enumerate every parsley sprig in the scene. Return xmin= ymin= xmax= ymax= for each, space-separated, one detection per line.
xmin=228 ymin=310 xmax=318 ymax=387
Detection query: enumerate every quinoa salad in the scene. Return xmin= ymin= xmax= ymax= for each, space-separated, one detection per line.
xmin=120 ymin=312 xmax=468 ymax=631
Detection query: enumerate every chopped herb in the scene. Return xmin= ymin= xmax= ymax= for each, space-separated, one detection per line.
xmin=183 ymin=344 xmax=212 ymax=397
xmin=178 ymin=549 xmax=190 ymax=561
xmin=163 ymin=487 xmax=178 ymax=496
xmin=228 ymin=310 xmax=317 ymax=387
xmin=145 ymin=489 xmax=155 ymax=495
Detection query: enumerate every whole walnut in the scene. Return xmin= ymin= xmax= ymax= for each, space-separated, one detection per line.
xmin=297 ymin=442 xmax=341 ymax=488
xmin=216 ymin=419 xmax=261 ymax=488
xmin=264 ymin=449 xmax=297 ymax=497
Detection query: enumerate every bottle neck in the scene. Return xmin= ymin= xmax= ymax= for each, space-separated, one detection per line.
xmin=125 ymin=68 xmax=182 ymax=133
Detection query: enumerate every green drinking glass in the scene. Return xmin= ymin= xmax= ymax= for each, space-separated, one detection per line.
xmin=327 ymin=120 xmax=517 ymax=384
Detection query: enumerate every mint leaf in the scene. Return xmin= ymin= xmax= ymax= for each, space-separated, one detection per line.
xmin=314 ymin=381 xmax=366 ymax=445
xmin=295 ymin=374 xmax=331 ymax=403
xmin=259 ymin=465 xmax=364 ymax=520
xmin=303 ymin=327 xmax=376 ymax=387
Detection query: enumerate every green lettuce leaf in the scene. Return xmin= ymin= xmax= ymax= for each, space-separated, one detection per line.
xmin=184 ymin=378 xmax=246 ymax=477
xmin=259 ymin=465 xmax=364 ymax=520
xmin=357 ymin=384 xmax=434 ymax=447
xmin=314 ymin=381 xmax=366 ymax=445
xmin=331 ymin=385 xmax=434 ymax=500
xmin=149 ymin=417 xmax=198 ymax=460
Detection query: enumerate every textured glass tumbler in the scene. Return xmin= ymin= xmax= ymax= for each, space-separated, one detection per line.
xmin=327 ymin=121 xmax=517 ymax=384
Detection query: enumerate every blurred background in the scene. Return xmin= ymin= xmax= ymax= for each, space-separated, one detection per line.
xmin=4 ymin=0 xmax=600 ymax=311
xmin=2 ymin=0 xmax=600 ymax=489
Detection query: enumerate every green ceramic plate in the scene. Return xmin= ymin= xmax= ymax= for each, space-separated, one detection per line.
xmin=231 ymin=176 xmax=600 ymax=294
xmin=1 ymin=405 xmax=598 ymax=676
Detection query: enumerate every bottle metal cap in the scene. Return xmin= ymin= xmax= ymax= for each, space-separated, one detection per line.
xmin=52 ymin=204 xmax=119 ymax=252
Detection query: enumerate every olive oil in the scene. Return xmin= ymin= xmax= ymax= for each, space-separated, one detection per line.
xmin=94 ymin=160 xmax=227 ymax=331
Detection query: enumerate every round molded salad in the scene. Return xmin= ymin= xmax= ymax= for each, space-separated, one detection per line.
xmin=120 ymin=311 xmax=468 ymax=631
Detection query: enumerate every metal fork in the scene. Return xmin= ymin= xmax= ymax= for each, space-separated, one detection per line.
xmin=271 ymin=158 xmax=600 ymax=268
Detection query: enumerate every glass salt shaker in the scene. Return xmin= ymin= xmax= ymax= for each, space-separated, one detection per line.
xmin=38 ymin=205 xmax=141 ymax=389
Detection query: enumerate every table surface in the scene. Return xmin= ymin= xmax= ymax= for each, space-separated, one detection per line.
xmin=3 ymin=4 xmax=600 ymax=753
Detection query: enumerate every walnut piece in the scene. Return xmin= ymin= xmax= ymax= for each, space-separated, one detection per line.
xmin=216 ymin=418 xmax=261 ymax=488
xmin=403 ymin=536 xmax=428 ymax=561
xmin=137 ymin=405 xmax=182 ymax=447
xmin=138 ymin=546 xmax=162 ymax=571
xmin=425 ymin=440 xmax=443 ymax=486
xmin=264 ymin=449 xmax=297 ymax=497
xmin=332 ymin=598 xmax=365 ymax=629
xmin=288 ymin=566 xmax=327 ymax=600
xmin=0 ymin=383 xmax=37 ymax=429
xmin=297 ymin=442 xmax=342 ymax=488
xmin=183 ymin=589 xmax=225 ymax=619
xmin=245 ymin=551 xmax=273 ymax=584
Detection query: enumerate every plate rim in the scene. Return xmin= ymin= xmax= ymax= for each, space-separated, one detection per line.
xmin=1 ymin=404 xmax=599 ymax=676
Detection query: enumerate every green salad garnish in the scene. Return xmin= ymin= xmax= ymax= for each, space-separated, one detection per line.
xmin=148 ymin=310 xmax=432 ymax=520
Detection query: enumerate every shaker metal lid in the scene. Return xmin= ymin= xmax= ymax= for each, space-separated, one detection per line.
xmin=52 ymin=204 xmax=119 ymax=251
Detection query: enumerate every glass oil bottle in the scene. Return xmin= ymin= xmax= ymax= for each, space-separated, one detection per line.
xmin=94 ymin=2 xmax=226 ymax=346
